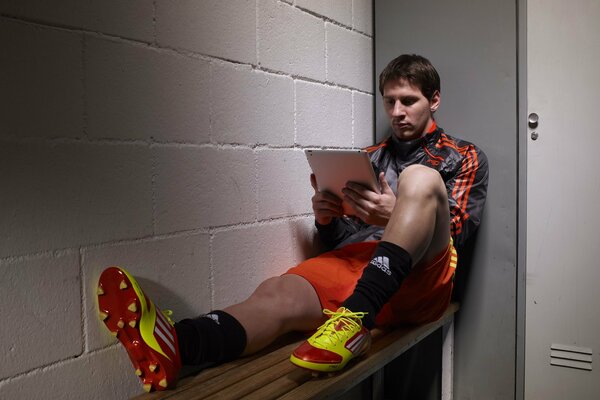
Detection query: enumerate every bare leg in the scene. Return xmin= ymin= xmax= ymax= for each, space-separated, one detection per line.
xmin=382 ymin=164 xmax=451 ymax=266
xmin=224 ymin=274 xmax=324 ymax=355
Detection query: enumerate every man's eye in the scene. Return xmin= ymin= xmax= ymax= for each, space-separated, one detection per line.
xmin=403 ymin=98 xmax=417 ymax=106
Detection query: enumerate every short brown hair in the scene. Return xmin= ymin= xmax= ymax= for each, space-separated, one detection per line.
xmin=378 ymin=54 xmax=440 ymax=100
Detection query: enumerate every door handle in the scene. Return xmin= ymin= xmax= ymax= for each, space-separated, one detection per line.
xmin=528 ymin=113 xmax=539 ymax=129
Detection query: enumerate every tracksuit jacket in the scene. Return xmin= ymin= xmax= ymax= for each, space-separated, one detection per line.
xmin=315 ymin=124 xmax=489 ymax=252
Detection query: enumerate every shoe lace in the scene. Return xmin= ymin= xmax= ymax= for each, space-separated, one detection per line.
xmin=161 ymin=309 xmax=175 ymax=326
xmin=313 ymin=308 xmax=367 ymax=347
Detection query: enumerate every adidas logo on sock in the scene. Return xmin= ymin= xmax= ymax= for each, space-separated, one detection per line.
xmin=204 ymin=313 xmax=220 ymax=325
xmin=370 ymin=256 xmax=391 ymax=276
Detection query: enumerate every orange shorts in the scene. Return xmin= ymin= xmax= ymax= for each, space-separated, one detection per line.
xmin=285 ymin=240 xmax=457 ymax=327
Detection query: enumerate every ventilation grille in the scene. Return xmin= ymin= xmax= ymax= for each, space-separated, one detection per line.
xmin=550 ymin=344 xmax=593 ymax=371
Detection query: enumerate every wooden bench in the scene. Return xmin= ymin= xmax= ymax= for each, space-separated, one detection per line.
xmin=133 ymin=303 xmax=459 ymax=400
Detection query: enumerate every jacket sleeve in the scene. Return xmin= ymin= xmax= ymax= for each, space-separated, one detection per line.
xmin=446 ymin=145 xmax=489 ymax=249
xmin=315 ymin=217 xmax=363 ymax=250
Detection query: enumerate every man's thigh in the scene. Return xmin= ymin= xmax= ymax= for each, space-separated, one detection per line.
xmin=285 ymin=241 xmax=378 ymax=312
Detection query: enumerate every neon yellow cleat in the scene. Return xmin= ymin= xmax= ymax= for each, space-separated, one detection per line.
xmin=98 ymin=266 xmax=181 ymax=392
xmin=290 ymin=307 xmax=371 ymax=372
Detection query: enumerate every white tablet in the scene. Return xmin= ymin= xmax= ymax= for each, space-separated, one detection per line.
xmin=305 ymin=149 xmax=380 ymax=216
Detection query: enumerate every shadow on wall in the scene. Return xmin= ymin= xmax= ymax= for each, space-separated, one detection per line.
xmin=291 ymin=214 xmax=323 ymax=261
xmin=0 ymin=141 xmax=154 ymax=259
xmin=452 ymin=220 xmax=484 ymax=303
xmin=136 ymin=277 xmax=200 ymax=319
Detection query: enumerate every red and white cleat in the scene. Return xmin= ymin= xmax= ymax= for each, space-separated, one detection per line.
xmin=97 ymin=266 xmax=181 ymax=392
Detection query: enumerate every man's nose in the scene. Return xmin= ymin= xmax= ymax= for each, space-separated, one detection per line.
xmin=392 ymin=100 xmax=405 ymax=117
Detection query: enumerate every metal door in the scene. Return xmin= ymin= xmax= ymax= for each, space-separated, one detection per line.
xmin=525 ymin=0 xmax=600 ymax=397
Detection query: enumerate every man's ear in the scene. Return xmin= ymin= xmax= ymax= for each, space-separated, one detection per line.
xmin=429 ymin=90 xmax=441 ymax=112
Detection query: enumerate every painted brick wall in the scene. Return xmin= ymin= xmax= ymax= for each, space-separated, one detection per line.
xmin=0 ymin=1 xmax=373 ymax=398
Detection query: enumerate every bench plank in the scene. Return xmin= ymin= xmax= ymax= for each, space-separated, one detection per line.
xmin=238 ymin=368 xmax=312 ymax=400
xmin=203 ymin=359 xmax=296 ymax=400
xmin=131 ymin=340 xmax=300 ymax=400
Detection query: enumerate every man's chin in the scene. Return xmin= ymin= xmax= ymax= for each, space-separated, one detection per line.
xmin=393 ymin=130 xmax=418 ymax=141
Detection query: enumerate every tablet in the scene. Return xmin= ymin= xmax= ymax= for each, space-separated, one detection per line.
xmin=305 ymin=149 xmax=379 ymax=216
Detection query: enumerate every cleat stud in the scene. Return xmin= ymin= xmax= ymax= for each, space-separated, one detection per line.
xmin=135 ymin=369 xmax=142 ymax=376
xmin=99 ymin=311 xmax=108 ymax=321
xmin=117 ymin=320 xmax=125 ymax=329
xmin=119 ymin=280 xmax=128 ymax=290
xmin=143 ymin=384 xmax=152 ymax=392
xmin=149 ymin=364 xmax=157 ymax=372
xmin=129 ymin=320 xmax=137 ymax=328
xmin=110 ymin=331 xmax=118 ymax=337
xmin=97 ymin=285 xmax=104 ymax=296
xmin=128 ymin=302 xmax=137 ymax=313
xmin=159 ymin=379 xmax=167 ymax=388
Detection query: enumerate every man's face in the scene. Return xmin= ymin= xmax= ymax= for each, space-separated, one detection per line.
xmin=382 ymin=79 xmax=440 ymax=141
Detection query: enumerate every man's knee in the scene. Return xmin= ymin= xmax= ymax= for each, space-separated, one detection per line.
xmin=397 ymin=164 xmax=445 ymax=198
xmin=252 ymin=275 xmax=315 ymax=314
xmin=253 ymin=276 xmax=289 ymax=302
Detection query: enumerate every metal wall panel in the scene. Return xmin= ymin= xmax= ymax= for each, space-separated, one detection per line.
xmin=525 ymin=0 xmax=600 ymax=398
xmin=374 ymin=1 xmax=518 ymax=398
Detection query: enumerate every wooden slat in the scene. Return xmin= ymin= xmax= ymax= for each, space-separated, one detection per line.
xmin=131 ymin=353 xmax=260 ymax=400
xmin=154 ymin=340 xmax=303 ymax=400
xmin=238 ymin=368 xmax=313 ymax=400
xmin=203 ymin=359 xmax=297 ymax=400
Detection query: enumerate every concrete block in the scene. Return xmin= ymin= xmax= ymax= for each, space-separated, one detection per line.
xmin=156 ymin=0 xmax=256 ymax=64
xmin=352 ymin=0 xmax=373 ymax=36
xmin=256 ymin=149 xmax=313 ymax=219
xmin=86 ymin=37 xmax=210 ymax=143
xmin=83 ymin=233 xmax=211 ymax=351
xmin=0 ymin=346 xmax=142 ymax=400
xmin=295 ymin=81 xmax=352 ymax=147
xmin=212 ymin=64 xmax=294 ymax=146
xmin=353 ymin=91 xmax=375 ymax=148
xmin=212 ymin=217 xmax=319 ymax=309
xmin=0 ymin=0 xmax=154 ymax=42
xmin=154 ymin=146 xmax=256 ymax=233
xmin=326 ymin=23 xmax=373 ymax=92
xmin=258 ymin=0 xmax=325 ymax=81
xmin=0 ymin=141 xmax=153 ymax=258
xmin=291 ymin=216 xmax=322 ymax=260
xmin=296 ymin=0 xmax=352 ymax=27
xmin=0 ymin=252 xmax=81 ymax=379
xmin=212 ymin=219 xmax=316 ymax=308
xmin=0 ymin=20 xmax=83 ymax=139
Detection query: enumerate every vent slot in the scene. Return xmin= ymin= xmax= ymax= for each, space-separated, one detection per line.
xmin=550 ymin=344 xmax=593 ymax=371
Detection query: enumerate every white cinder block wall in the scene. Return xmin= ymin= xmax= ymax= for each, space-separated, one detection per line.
xmin=0 ymin=1 xmax=373 ymax=398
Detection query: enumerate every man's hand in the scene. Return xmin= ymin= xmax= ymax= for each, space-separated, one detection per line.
xmin=342 ymin=172 xmax=396 ymax=226
xmin=310 ymin=174 xmax=343 ymax=225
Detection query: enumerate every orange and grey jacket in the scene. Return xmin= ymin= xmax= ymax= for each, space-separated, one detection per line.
xmin=316 ymin=123 xmax=489 ymax=251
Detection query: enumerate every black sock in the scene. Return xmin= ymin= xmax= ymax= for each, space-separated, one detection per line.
xmin=174 ymin=310 xmax=247 ymax=365
xmin=343 ymin=241 xmax=412 ymax=329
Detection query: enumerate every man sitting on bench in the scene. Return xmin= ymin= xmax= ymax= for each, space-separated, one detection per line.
xmin=97 ymin=54 xmax=489 ymax=392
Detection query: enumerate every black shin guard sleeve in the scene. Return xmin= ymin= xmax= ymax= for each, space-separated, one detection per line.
xmin=175 ymin=310 xmax=247 ymax=365
xmin=343 ymin=241 xmax=412 ymax=328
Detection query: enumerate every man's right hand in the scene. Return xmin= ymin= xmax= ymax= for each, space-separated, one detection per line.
xmin=310 ymin=174 xmax=343 ymax=225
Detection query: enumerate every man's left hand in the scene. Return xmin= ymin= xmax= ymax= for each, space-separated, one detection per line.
xmin=342 ymin=172 xmax=396 ymax=226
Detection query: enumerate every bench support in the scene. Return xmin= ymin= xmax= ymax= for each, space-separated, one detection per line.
xmin=370 ymin=369 xmax=385 ymax=400
xmin=442 ymin=318 xmax=454 ymax=400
